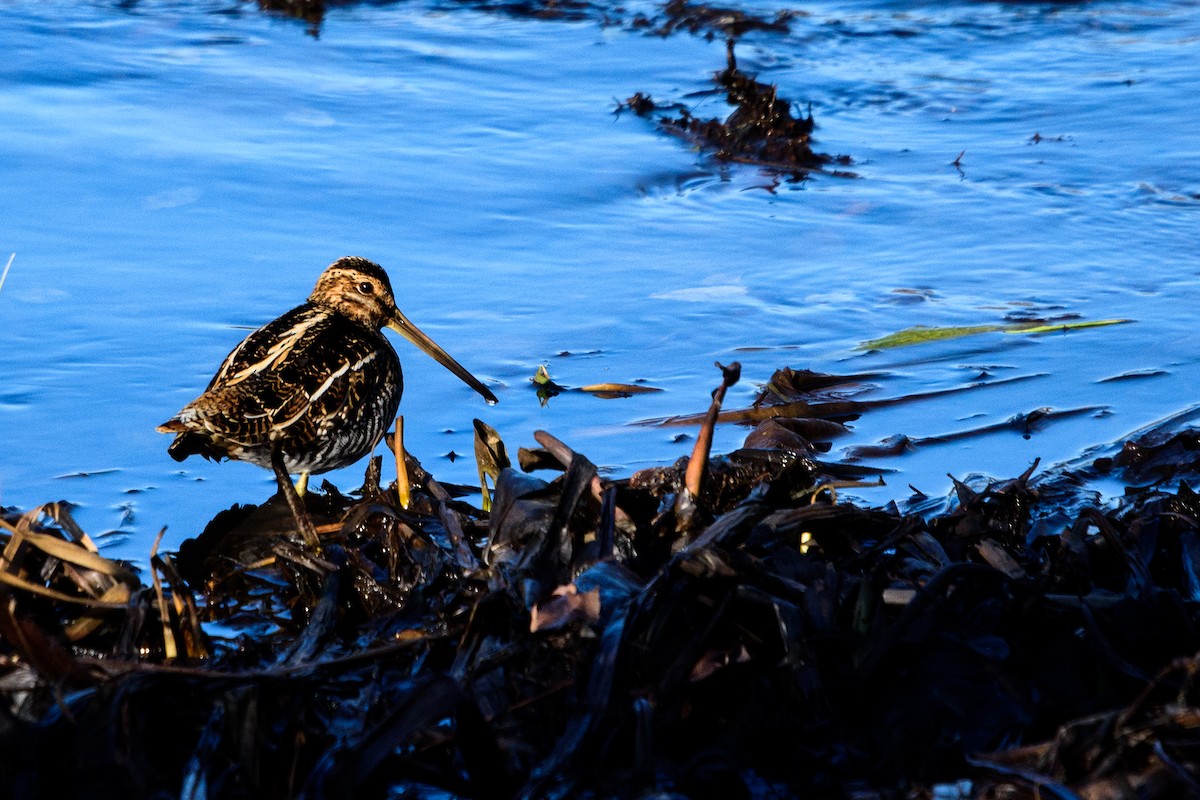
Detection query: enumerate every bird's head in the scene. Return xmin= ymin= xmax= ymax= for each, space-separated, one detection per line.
xmin=310 ymin=256 xmax=400 ymax=331
xmin=311 ymin=257 xmax=498 ymax=404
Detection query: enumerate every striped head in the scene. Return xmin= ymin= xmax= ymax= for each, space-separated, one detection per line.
xmin=310 ymin=256 xmax=498 ymax=405
xmin=309 ymin=256 xmax=399 ymax=331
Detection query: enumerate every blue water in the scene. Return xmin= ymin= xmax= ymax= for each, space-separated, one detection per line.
xmin=2 ymin=0 xmax=1198 ymax=560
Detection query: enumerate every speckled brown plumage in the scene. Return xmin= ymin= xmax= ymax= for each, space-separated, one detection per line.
xmin=159 ymin=256 xmax=496 ymax=476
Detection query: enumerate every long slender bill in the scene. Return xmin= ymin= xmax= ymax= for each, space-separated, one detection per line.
xmin=388 ymin=312 xmax=498 ymax=404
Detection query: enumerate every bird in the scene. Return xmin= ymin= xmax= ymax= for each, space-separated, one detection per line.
xmin=158 ymin=256 xmax=497 ymax=526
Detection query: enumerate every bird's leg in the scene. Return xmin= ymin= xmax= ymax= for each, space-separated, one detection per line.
xmin=271 ymin=445 xmax=321 ymax=550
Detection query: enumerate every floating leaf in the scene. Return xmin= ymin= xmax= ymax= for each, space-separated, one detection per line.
xmin=860 ymin=318 xmax=1131 ymax=350
xmin=1004 ymin=318 xmax=1132 ymax=335
xmin=859 ymin=324 xmax=1005 ymax=350
xmin=579 ymin=382 xmax=663 ymax=398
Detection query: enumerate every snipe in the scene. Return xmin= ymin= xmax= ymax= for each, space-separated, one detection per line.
xmin=158 ymin=256 xmax=496 ymax=542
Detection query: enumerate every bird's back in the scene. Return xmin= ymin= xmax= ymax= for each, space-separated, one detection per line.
xmin=160 ymin=303 xmax=403 ymax=473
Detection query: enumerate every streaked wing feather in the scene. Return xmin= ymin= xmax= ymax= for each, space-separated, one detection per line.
xmin=172 ymin=307 xmax=397 ymax=456
xmin=210 ymin=305 xmax=325 ymax=388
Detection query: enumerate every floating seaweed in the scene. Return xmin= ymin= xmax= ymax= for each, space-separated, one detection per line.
xmin=623 ymin=43 xmax=853 ymax=177
xmin=529 ymin=364 xmax=662 ymax=404
xmin=860 ymin=316 xmax=1132 ymax=351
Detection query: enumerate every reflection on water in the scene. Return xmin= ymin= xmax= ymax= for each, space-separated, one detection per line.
xmin=1 ymin=0 xmax=1198 ymax=560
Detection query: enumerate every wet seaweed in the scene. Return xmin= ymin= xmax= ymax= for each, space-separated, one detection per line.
xmin=622 ymin=43 xmax=853 ymax=177
xmin=845 ymin=405 xmax=1109 ymax=460
xmin=6 ymin=364 xmax=1200 ymax=797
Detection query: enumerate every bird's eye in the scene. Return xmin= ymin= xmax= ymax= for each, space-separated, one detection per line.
xmin=357 ymin=281 xmax=374 ymax=295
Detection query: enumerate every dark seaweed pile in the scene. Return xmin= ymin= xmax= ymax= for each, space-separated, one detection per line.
xmin=622 ymin=43 xmax=853 ymax=176
xmin=4 ymin=366 xmax=1200 ymax=798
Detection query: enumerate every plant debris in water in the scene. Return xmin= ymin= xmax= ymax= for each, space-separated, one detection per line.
xmin=860 ymin=316 xmax=1133 ymax=351
xmin=632 ymin=0 xmax=797 ymax=39
xmin=622 ymin=43 xmax=853 ymax=176
xmin=5 ymin=364 xmax=1200 ymax=797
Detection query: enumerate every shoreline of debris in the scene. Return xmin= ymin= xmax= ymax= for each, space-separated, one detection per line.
xmin=4 ymin=364 xmax=1200 ymax=798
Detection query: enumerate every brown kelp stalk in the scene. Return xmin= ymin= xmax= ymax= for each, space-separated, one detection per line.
xmin=677 ymin=361 xmax=741 ymax=529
